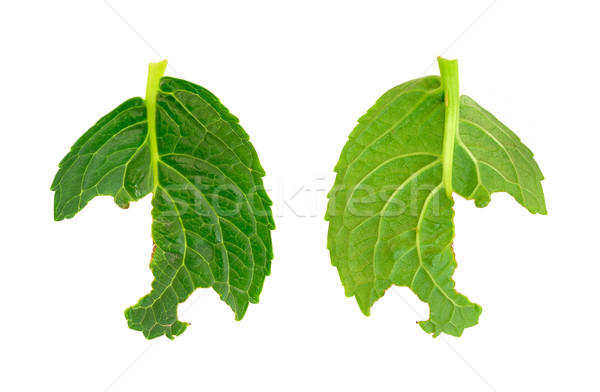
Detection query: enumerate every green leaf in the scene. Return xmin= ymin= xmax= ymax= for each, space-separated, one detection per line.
xmin=52 ymin=60 xmax=275 ymax=339
xmin=325 ymin=57 xmax=546 ymax=337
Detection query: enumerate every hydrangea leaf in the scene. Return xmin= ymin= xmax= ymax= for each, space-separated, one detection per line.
xmin=52 ymin=60 xmax=274 ymax=339
xmin=325 ymin=57 xmax=546 ymax=337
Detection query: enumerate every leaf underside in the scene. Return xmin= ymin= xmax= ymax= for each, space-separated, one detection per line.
xmin=325 ymin=76 xmax=545 ymax=337
xmin=52 ymin=77 xmax=274 ymax=339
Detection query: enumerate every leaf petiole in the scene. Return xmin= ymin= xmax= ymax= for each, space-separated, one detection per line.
xmin=438 ymin=56 xmax=459 ymax=198
xmin=145 ymin=59 xmax=168 ymax=192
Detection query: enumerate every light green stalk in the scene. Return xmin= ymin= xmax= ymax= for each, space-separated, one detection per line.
xmin=438 ymin=56 xmax=459 ymax=198
xmin=145 ymin=59 xmax=168 ymax=191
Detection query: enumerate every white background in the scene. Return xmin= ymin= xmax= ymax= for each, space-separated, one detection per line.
xmin=1 ymin=1 xmax=598 ymax=391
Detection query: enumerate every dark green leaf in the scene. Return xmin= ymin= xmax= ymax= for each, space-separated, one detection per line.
xmin=52 ymin=61 xmax=274 ymax=339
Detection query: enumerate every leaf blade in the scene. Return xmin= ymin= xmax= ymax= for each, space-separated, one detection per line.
xmin=326 ymin=75 xmax=481 ymax=336
xmin=124 ymin=77 xmax=274 ymax=338
xmin=453 ymin=95 xmax=546 ymax=214
xmin=51 ymin=97 xmax=151 ymax=220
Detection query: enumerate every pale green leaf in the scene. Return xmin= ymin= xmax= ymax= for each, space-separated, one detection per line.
xmin=326 ymin=59 xmax=545 ymax=337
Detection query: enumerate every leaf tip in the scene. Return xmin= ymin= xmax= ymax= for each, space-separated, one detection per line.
xmin=233 ymin=306 xmax=249 ymax=322
xmin=356 ymin=299 xmax=372 ymax=317
xmin=474 ymin=198 xmax=491 ymax=209
xmin=537 ymin=204 xmax=548 ymax=215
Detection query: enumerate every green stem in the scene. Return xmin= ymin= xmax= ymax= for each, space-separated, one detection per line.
xmin=438 ymin=56 xmax=459 ymax=198
xmin=145 ymin=59 xmax=168 ymax=191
